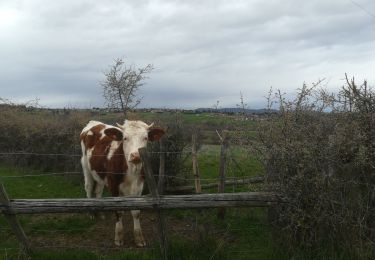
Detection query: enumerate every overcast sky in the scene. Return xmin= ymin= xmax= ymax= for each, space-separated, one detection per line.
xmin=1 ymin=0 xmax=375 ymax=109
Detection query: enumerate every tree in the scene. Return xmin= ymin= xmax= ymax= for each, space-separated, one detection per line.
xmin=212 ymin=100 xmax=220 ymax=112
xmin=102 ymin=58 xmax=153 ymax=116
xmin=236 ymin=91 xmax=248 ymax=119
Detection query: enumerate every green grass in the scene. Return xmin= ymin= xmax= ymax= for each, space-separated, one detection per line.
xmin=2 ymin=248 xmax=159 ymax=260
xmin=27 ymin=215 xmax=96 ymax=235
xmin=0 ymin=166 xmax=84 ymax=199
xmin=194 ymin=145 xmax=263 ymax=185
xmin=169 ymin=207 xmax=286 ymax=260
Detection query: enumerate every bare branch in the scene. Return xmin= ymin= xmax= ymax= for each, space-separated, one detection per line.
xmin=101 ymin=58 xmax=153 ymax=116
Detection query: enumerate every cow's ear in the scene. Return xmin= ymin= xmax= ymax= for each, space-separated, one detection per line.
xmin=148 ymin=128 xmax=165 ymax=141
xmin=104 ymin=128 xmax=123 ymax=141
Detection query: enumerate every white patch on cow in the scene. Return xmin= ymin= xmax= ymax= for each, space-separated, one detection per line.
xmin=99 ymin=128 xmax=106 ymax=139
xmin=81 ymin=120 xmax=102 ymax=134
xmin=86 ymin=131 xmax=93 ymax=136
xmin=119 ymin=182 xmax=130 ymax=196
xmin=114 ymin=215 xmax=124 ymax=246
xmin=107 ymin=141 xmax=120 ymax=160
xmin=80 ymin=140 xmax=86 ymax=156
xmin=90 ymin=169 xmax=105 ymax=184
xmin=86 ymin=147 xmax=94 ymax=164
xmin=127 ymin=163 xmax=142 ymax=178
xmin=120 ymin=172 xmax=143 ymax=193
xmin=121 ymin=120 xmax=149 ymax=163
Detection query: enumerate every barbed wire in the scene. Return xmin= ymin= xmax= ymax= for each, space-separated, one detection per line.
xmin=0 ymin=168 xmax=371 ymax=187
xmin=0 ymin=170 xmax=263 ymax=181
xmin=1 ymin=169 xmax=371 ymax=187
xmin=0 ymin=151 xmax=193 ymax=157
xmin=33 ymin=245 xmax=156 ymax=250
xmin=0 ymin=142 xmax=253 ymax=157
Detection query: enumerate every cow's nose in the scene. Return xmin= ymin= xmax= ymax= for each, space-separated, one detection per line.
xmin=130 ymin=152 xmax=141 ymax=164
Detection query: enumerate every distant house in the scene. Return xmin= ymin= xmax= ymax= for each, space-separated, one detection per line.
xmin=150 ymin=109 xmax=164 ymax=113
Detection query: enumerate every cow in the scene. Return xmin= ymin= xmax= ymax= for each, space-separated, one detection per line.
xmin=80 ymin=120 xmax=165 ymax=246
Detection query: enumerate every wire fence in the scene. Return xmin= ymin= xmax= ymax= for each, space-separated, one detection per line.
xmin=0 ymin=207 xmax=272 ymax=257
xmin=2 ymin=144 xmax=372 ymax=258
xmin=0 ymin=209 xmax=271 ymax=257
xmin=0 ymin=171 xmax=261 ymax=182
xmin=0 ymin=144 xmax=270 ymax=258
xmin=0 ymin=146 xmax=265 ymax=188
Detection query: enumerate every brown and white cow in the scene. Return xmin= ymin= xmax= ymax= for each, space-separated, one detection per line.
xmin=80 ymin=120 xmax=165 ymax=246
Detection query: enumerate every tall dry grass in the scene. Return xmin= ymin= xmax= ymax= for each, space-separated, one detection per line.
xmin=0 ymin=105 xmax=89 ymax=171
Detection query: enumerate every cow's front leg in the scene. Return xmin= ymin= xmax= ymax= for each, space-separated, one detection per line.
xmin=131 ymin=210 xmax=146 ymax=247
xmin=94 ymin=182 xmax=106 ymax=219
xmin=130 ymin=179 xmax=146 ymax=247
xmin=114 ymin=212 xmax=124 ymax=246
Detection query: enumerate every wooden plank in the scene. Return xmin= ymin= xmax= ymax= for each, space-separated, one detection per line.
xmin=139 ymin=147 xmax=159 ymax=198
xmin=139 ymin=147 xmax=168 ymax=260
xmin=158 ymin=137 xmax=166 ymax=195
xmin=218 ymin=134 xmax=229 ymax=219
xmin=0 ymin=183 xmax=31 ymax=254
xmin=191 ymin=134 xmax=202 ymax=193
xmin=155 ymin=207 xmax=168 ymax=260
xmin=0 ymin=192 xmax=282 ymax=214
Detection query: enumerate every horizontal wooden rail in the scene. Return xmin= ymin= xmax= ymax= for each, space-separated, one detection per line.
xmin=0 ymin=192 xmax=281 ymax=214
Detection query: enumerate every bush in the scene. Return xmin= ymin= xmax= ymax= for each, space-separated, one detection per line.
xmin=147 ymin=113 xmax=191 ymax=188
xmin=0 ymin=105 xmax=89 ymax=172
xmin=257 ymin=76 xmax=375 ymax=258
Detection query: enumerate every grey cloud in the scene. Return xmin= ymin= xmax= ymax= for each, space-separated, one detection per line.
xmin=1 ymin=0 xmax=375 ymax=109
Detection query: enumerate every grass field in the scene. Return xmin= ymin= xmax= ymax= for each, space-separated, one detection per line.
xmin=0 ymin=139 xmax=287 ymax=260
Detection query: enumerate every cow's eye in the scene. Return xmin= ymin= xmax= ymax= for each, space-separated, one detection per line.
xmin=144 ymin=137 xmax=148 ymax=141
xmin=124 ymin=137 xmax=127 ymax=141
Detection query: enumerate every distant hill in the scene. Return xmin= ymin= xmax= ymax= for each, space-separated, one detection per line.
xmin=195 ymin=107 xmax=277 ymax=114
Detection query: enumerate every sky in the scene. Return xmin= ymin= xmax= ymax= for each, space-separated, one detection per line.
xmin=0 ymin=0 xmax=375 ymax=109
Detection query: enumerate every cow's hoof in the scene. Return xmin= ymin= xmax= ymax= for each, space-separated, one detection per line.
xmin=136 ymin=240 xmax=146 ymax=247
xmin=134 ymin=230 xmax=146 ymax=247
xmin=115 ymin=240 xmax=124 ymax=246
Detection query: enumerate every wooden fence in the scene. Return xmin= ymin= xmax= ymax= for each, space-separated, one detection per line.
xmin=0 ymin=192 xmax=279 ymax=214
xmin=0 ymin=147 xmax=281 ymax=259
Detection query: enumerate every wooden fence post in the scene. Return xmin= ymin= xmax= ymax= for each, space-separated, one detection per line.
xmin=139 ymin=148 xmax=168 ymax=260
xmin=0 ymin=183 xmax=31 ymax=255
xmin=217 ymin=132 xmax=229 ymax=219
xmin=158 ymin=137 xmax=166 ymax=195
xmin=191 ymin=134 xmax=202 ymax=193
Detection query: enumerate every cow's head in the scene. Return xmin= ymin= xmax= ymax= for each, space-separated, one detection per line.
xmin=104 ymin=120 xmax=165 ymax=164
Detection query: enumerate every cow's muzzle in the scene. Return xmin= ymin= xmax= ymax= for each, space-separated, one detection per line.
xmin=130 ymin=152 xmax=141 ymax=164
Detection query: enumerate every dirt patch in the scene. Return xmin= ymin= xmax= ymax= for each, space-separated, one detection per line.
xmin=26 ymin=211 xmax=212 ymax=254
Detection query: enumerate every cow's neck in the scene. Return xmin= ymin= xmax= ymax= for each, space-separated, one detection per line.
xmin=127 ymin=163 xmax=142 ymax=177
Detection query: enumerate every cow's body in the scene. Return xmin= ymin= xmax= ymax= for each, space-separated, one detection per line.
xmin=80 ymin=120 xmax=164 ymax=246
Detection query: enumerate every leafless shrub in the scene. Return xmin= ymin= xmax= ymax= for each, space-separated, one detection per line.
xmin=102 ymin=58 xmax=153 ymax=117
xmin=257 ymin=76 xmax=375 ymax=258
